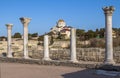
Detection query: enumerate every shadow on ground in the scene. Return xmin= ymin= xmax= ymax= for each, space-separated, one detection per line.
xmin=62 ymin=68 xmax=119 ymax=78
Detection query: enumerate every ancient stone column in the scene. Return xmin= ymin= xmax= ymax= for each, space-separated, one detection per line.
xmin=103 ymin=6 xmax=115 ymax=64
xmin=43 ymin=35 xmax=51 ymax=60
xmin=70 ymin=28 xmax=78 ymax=62
xmin=6 ymin=24 xmax=13 ymax=58
xmin=20 ymin=17 xmax=31 ymax=59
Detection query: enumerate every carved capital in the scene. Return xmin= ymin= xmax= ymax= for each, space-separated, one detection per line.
xmin=6 ymin=24 xmax=13 ymax=29
xmin=102 ymin=6 xmax=115 ymax=16
xmin=20 ymin=17 xmax=31 ymax=26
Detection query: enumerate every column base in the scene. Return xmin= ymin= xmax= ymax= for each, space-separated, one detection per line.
xmin=23 ymin=56 xmax=30 ymax=59
xmin=7 ymin=55 xmax=13 ymax=58
xmin=104 ymin=59 xmax=115 ymax=65
xmin=70 ymin=59 xmax=78 ymax=63
xmin=42 ymin=57 xmax=51 ymax=61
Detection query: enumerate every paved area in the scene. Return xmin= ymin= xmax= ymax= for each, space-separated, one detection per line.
xmin=0 ymin=63 xmax=119 ymax=78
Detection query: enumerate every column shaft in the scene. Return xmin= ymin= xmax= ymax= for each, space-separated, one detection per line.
xmin=104 ymin=15 xmax=114 ymax=64
xmin=23 ymin=26 xmax=28 ymax=58
xmin=43 ymin=35 xmax=51 ymax=60
xmin=103 ymin=6 xmax=115 ymax=64
xmin=70 ymin=28 xmax=78 ymax=62
xmin=105 ymin=15 xmax=113 ymax=60
xmin=7 ymin=27 xmax=12 ymax=57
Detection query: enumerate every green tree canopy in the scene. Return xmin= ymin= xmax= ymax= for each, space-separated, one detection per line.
xmin=76 ymin=29 xmax=85 ymax=36
xmin=38 ymin=35 xmax=44 ymax=41
xmin=13 ymin=32 xmax=22 ymax=38
xmin=31 ymin=33 xmax=38 ymax=37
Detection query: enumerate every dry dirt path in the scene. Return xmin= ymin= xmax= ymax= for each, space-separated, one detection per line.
xmin=0 ymin=63 xmax=118 ymax=78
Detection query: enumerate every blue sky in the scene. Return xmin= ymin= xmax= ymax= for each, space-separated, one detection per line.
xmin=0 ymin=0 xmax=120 ymax=36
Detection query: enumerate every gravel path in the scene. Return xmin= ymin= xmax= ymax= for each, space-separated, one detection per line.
xmin=0 ymin=63 xmax=119 ymax=78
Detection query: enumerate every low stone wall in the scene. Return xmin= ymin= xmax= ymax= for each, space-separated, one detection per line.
xmin=0 ymin=57 xmax=101 ymax=68
xmin=14 ymin=47 xmax=120 ymax=63
xmin=49 ymin=48 xmax=104 ymax=62
xmin=77 ymin=48 xmax=104 ymax=62
xmin=1 ymin=57 xmax=120 ymax=71
xmin=51 ymin=41 xmax=70 ymax=48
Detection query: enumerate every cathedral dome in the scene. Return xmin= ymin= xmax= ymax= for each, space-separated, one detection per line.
xmin=58 ymin=19 xmax=65 ymax=22
xmin=57 ymin=19 xmax=66 ymax=27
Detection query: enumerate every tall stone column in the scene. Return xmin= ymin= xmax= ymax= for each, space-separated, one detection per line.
xmin=20 ymin=17 xmax=31 ymax=59
xmin=103 ymin=6 xmax=115 ymax=64
xmin=6 ymin=24 xmax=13 ymax=58
xmin=70 ymin=28 xmax=78 ymax=62
xmin=43 ymin=35 xmax=51 ymax=60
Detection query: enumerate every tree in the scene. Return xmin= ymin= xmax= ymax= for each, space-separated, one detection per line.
xmin=90 ymin=38 xmax=105 ymax=48
xmin=86 ymin=30 xmax=97 ymax=39
xmin=31 ymin=33 xmax=38 ymax=37
xmin=13 ymin=32 xmax=22 ymax=38
xmin=76 ymin=29 xmax=86 ymax=40
xmin=76 ymin=29 xmax=85 ymax=37
xmin=28 ymin=33 xmax=32 ymax=40
xmin=113 ymin=37 xmax=120 ymax=47
xmin=38 ymin=35 xmax=44 ymax=41
xmin=96 ymin=29 xmax=99 ymax=33
xmin=99 ymin=28 xmax=105 ymax=38
xmin=0 ymin=36 xmax=7 ymax=41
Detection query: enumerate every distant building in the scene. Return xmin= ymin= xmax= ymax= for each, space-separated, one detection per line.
xmin=60 ymin=26 xmax=71 ymax=39
xmin=50 ymin=19 xmax=72 ymax=39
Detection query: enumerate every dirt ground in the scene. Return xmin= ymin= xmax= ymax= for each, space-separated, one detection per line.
xmin=0 ymin=63 xmax=119 ymax=78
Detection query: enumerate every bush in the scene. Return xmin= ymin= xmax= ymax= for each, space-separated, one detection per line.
xmin=89 ymin=38 xmax=105 ymax=48
xmin=13 ymin=33 xmax=22 ymax=38
xmin=113 ymin=37 xmax=120 ymax=47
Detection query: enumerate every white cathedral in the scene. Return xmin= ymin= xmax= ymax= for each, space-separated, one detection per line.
xmin=50 ymin=19 xmax=72 ymax=39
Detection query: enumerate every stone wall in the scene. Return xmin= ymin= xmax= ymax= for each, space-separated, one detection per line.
xmin=0 ymin=57 xmax=101 ymax=68
xmin=51 ymin=41 xmax=70 ymax=48
xmin=0 ymin=40 xmax=38 ymax=54
xmin=17 ymin=47 xmax=120 ymax=63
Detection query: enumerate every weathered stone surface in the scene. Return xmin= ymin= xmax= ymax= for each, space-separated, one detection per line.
xmin=0 ymin=57 xmax=100 ymax=68
xmin=43 ymin=35 xmax=51 ymax=60
xmin=103 ymin=6 xmax=115 ymax=64
xmin=20 ymin=17 xmax=31 ymax=59
xmin=6 ymin=24 xmax=13 ymax=58
xmin=13 ymin=47 xmax=120 ymax=63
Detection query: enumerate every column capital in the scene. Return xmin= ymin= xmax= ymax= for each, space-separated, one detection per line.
xmin=102 ymin=6 xmax=115 ymax=16
xmin=19 ymin=17 xmax=31 ymax=26
xmin=6 ymin=24 xmax=13 ymax=29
